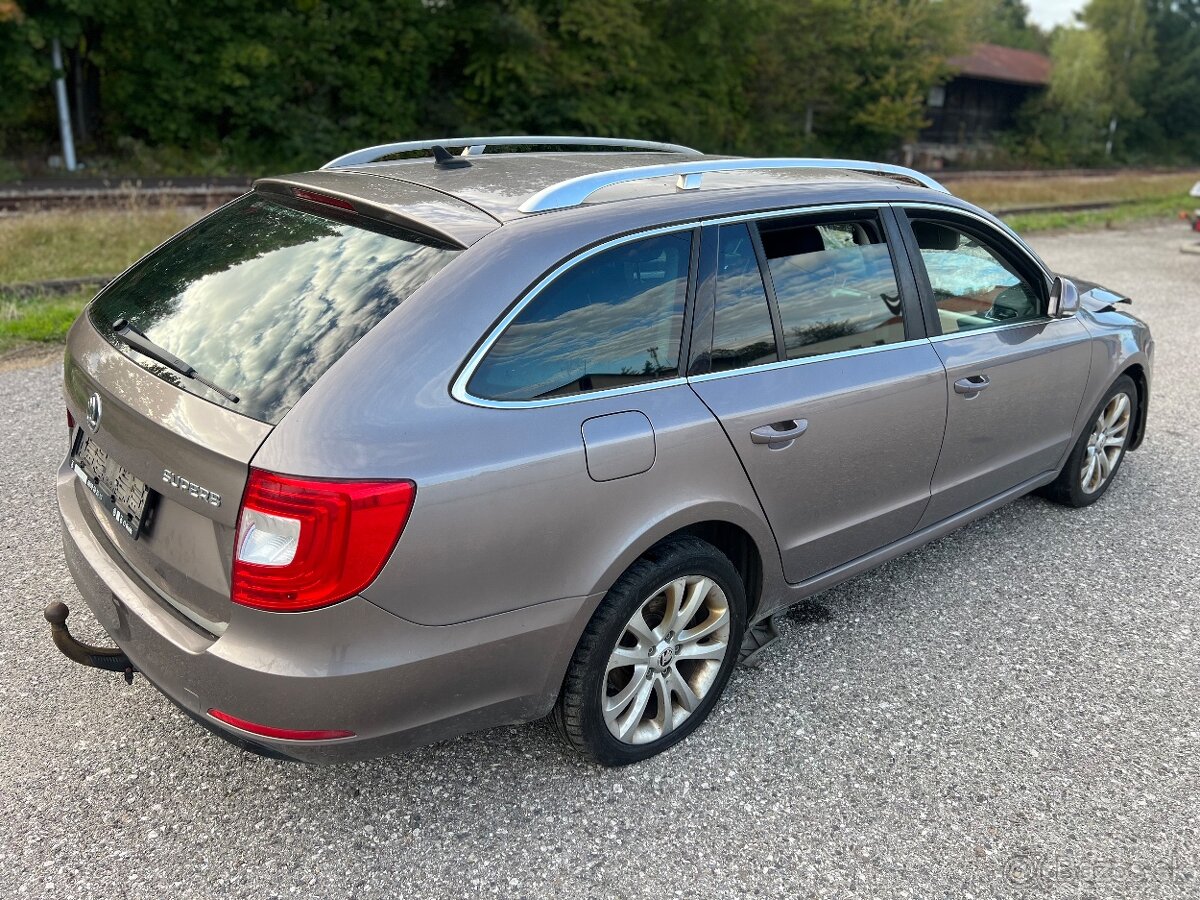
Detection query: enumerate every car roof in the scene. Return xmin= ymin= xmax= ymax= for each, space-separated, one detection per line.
xmin=335 ymin=152 xmax=910 ymax=219
xmin=255 ymin=142 xmax=956 ymax=249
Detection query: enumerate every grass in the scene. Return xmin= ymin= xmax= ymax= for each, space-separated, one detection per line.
xmin=0 ymin=206 xmax=197 ymax=284
xmin=0 ymin=205 xmax=194 ymax=356
xmin=0 ymin=288 xmax=91 ymax=355
xmin=949 ymin=170 xmax=1200 ymax=233
xmin=1004 ymin=195 xmax=1191 ymax=234
xmin=951 ymin=171 xmax=1200 ymax=209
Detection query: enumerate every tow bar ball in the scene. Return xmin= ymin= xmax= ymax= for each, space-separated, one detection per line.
xmin=44 ymin=601 xmax=136 ymax=685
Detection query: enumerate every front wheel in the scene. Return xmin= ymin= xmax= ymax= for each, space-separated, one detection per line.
xmin=1041 ymin=374 xmax=1138 ymax=507
xmin=553 ymin=537 xmax=746 ymax=766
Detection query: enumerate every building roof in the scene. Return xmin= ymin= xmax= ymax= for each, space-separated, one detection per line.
xmin=947 ymin=43 xmax=1052 ymax=87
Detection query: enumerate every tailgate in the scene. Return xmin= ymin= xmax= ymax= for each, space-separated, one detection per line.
xmin=64 ymin=320 xmax=270 ymax=632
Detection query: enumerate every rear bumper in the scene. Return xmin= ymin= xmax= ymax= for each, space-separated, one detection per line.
xmin=57 ymin=465 xmax=599 ymax=762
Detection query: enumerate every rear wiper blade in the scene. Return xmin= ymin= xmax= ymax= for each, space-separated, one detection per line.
xmin=111 ymin=318 xmax=240 ymax=404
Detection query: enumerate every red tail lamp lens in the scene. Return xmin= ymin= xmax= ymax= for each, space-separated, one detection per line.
xmin=209 ymin=708 xmax=354 ymax=741
xmin=231 ymin=469 xmax=415 ymax=612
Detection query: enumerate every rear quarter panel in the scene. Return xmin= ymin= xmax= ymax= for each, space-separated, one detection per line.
xmin=358 ymin=384 xmax=775 ymax=625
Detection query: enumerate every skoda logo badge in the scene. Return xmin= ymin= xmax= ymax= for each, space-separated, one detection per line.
xmin=86 ymin=393 xmax=102 ymax=432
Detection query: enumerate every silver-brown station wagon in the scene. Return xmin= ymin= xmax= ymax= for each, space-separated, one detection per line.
xmin=50 ymin=137 xmax=1152 ymax=765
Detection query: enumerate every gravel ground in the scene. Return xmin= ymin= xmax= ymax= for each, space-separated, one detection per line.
xmin=1 ymin=224 xmax=1197 ymax=899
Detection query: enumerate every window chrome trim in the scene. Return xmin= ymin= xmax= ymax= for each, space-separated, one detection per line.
xmin=688 ymin=337 xmax=931 ymax=384
xmin=457 ymin=375 xmax=692 ymax=410
xmin=927 ymin=317 xmax=1055 ymax=343
xmin=691 ymin=201 xmax=880 ymax=230
xmin=451 ymin=201 xmax=894 ymax=409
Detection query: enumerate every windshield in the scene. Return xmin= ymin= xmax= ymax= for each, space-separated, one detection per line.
xmin=90 ymin=193 xmax=458 ymax=424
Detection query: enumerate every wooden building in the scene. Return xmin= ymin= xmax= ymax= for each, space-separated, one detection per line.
xmin=907 ymin=43 xmax=1052 ymax=168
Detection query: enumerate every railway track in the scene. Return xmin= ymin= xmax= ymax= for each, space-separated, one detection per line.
xmin=989 ymin=198 xmax=1134 ymax=216
xmin=0 ymin=184 xmax=248 ymax=213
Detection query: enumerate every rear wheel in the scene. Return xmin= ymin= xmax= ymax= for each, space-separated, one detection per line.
xmin=553 ymin=537 xmax=746 ymax=766
xmin=1041 ymin=375 xmax=1137 ymax=508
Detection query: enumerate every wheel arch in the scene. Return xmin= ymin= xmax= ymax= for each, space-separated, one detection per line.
xmin=667 ymin=521 xmax=765 ymax=622
xmin=1121 ymin=362 xmax=1149 ymax=450
xmin=587 ymin=505 xmax=780 ymax=625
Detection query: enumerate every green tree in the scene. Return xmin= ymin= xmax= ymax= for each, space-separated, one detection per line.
xmin=1129 ymin=0 xmax=1200 ymax=158
xmin=1081 ymin=0 xmax=1156 ymax=156
xmin=90 ymin=0 xmax=448 ymax=168
xmin=0 ymin=3 xmax=44 ymax=149
xmin=818 ymin=0 xmax=973 ymax=157
xmin=1037 ymin=26 xmax=1115 ymax=162
xmin=742 ymin=0 xmax=850 ymax=155
xmin=0 ymin=0 xmax=979 ymax=168
xmin=440 ymin=0 xmax=760 ymax=153
xmin=969 ymin=0 xmax=1048 ymax=52
xmin=0 ymin=0 xmax=93 ymax=153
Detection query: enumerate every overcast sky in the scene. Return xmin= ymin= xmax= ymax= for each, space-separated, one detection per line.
xmin=1026 ymin=0 xmax=1084 ymax=29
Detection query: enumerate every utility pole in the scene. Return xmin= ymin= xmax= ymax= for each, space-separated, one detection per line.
xmin=646 ymin=346 xmax=661 ymax=373
xmin=51 ymin=37 xmax=78 ymax=172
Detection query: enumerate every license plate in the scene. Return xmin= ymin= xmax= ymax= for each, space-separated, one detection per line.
xmin=72 ymin=436 xmax=153 ymax=539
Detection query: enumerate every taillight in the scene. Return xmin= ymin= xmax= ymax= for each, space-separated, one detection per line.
xmin=67 ymin=408 xmax=75 ymax=432
xmin=231 ymin=469 xmax=415 ymax=612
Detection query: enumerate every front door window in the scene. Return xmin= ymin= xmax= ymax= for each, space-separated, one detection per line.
xmin=908 ymin=220 xmax=1045 ymax=334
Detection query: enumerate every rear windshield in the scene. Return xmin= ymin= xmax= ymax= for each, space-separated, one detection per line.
xmin=89 ymin=194 xmax=458 ymax=424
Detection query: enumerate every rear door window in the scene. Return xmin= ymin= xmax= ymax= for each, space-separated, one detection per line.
xmin=468 ymin=232 xmax=692 ymax=402
xmin=758 ymin=214 xmax=906 ymax=360
xmin=90 ymin=194 xmax=457 ymax=424
xmin=710 ymin=223 xmax=778 ymax=372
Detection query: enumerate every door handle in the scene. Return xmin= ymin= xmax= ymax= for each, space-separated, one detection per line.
xmin=750 ymin=419 xmax=808 ymax=445
xmin=954 ymin=374 xmax=991 ymax=395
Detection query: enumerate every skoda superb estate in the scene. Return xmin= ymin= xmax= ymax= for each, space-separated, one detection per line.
xmin=51 ymin=137 xmax=1152 ymax=765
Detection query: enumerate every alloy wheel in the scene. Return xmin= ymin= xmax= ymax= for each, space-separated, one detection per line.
xmin=602 ymin=575 xmax=731 ymax=745
xmin=1081 ymin=392 xmax=1132 ymax=494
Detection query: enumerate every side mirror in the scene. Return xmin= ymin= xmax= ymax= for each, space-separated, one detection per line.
xmin=1049 ymin=276 xmax=1080 ymax=318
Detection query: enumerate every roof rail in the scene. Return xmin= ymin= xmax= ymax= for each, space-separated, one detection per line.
xmin=518 ymin=157 xmax=950 ymax=213
xmin=322 ymin=136 xmax=701 ymax=170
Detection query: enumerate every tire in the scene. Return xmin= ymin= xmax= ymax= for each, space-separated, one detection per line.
xmin=1040 ymin=374 xmax=1138 ymax=508
xmin=553 ymin=536 xmax=747 ymax=766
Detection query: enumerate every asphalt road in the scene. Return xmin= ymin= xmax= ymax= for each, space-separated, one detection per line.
xmin=1 ymin=224 xmax=1197 ymax=899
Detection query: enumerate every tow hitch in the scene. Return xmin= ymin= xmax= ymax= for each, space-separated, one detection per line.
xmin=44 ymin=601 xmax=137 ymax=685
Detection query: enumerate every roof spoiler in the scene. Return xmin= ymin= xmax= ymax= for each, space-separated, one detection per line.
xmin=252 ymin=175 xmax=498 ymax=249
